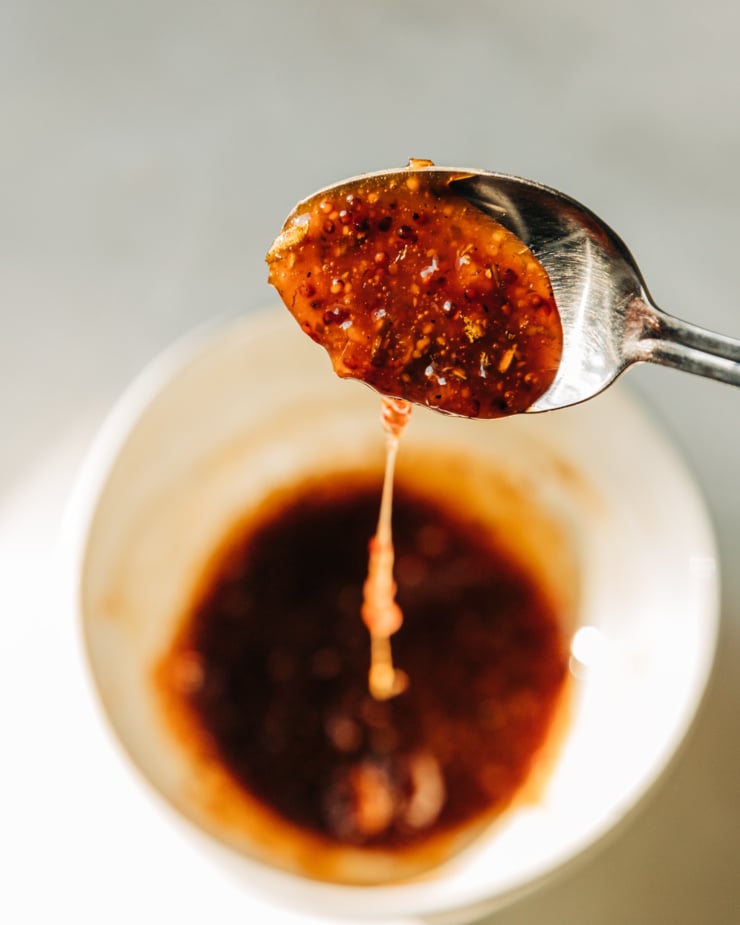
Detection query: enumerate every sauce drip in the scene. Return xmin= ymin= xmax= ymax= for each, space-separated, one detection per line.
xmin=361 ymin=397 xmax=411 ymax=700
xmin=158 ymin=476 xmax=567 ymax=853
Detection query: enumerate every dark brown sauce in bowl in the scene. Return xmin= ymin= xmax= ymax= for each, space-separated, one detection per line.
xmin=156 ymin=471 xmax=569 ymax=882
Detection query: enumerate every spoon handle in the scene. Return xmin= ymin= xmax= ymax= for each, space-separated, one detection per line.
xmin=632 ymin=301 xmax=740 ymax=387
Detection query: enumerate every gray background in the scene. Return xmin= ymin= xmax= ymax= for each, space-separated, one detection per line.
xmin=2 ymin=2 xmax=738 ymax=923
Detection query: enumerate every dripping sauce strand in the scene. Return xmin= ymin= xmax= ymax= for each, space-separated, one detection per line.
xmin=361 ymin=396 xmax=412 ymax=699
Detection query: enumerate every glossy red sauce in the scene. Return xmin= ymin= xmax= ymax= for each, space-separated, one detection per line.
xmin=267 ymin=168 xmax=562 ymax=417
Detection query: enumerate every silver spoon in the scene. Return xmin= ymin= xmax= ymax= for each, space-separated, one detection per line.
xmin=312 ymin=166 xmax=740 ymax=413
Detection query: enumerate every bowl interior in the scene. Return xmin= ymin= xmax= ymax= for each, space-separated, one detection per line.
xmin=77 ymin=308 xmax=718 ymax=920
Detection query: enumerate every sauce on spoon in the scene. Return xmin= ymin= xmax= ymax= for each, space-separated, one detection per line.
xmin=267 ymin=164 xmax=562 ymax=419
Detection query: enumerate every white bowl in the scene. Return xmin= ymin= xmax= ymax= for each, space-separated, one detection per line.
xmin=71 ymin=308 xmax=719 ymax=922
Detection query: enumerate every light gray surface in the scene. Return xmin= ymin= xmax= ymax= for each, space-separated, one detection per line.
xmin=1 ymin=2 xmax=738 ymax=923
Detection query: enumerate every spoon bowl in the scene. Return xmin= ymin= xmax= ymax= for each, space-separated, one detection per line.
xmin=306 ymin=166 xmax=740 ymax=412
